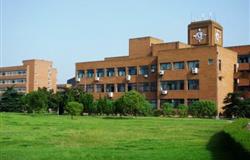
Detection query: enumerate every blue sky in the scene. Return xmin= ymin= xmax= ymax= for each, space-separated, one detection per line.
xmin=1 ymin=0 xmax=249 ymax=83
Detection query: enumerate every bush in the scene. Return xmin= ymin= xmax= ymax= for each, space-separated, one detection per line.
xmin=177 ymin=104 xmax=188 ymax=117
xmin=65 ymin=101 xmax=83 ymax=119
xmin=224 ymin=118 xmax=250 ymax=152
xmin=96 ymin=97 xmax=114 ymax=115
xmin=153 ymin=109 xmax=163 ymax=117
xmin=79 ymin=93 xmax=94 ymax=114
xmin=162 ymin=103 xmax=174 ymax=117
xmin=189 ymin=100 xmax=217 ymax=118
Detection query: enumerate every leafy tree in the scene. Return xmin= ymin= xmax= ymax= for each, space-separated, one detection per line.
xmin=22 ymin=88 xmax=49 ymax=113
xmin=189 ymin=100 xmax=217 ymax=118
xmin=223 ymin=92 xmax=250 ymax=118
xmin=177 ymin=104 xmax=188 ymax=117
xmin=115 ymin=90 xmax=152 ymax=116
xmin=0 ymin=86 xmax=24 ymax=112
xmin=96 ymin=97 xmax=114 ymax=115
xmin=79 ymin=93 xmax=94 ymax=114
xmin=162 ymin=103 xmax=174 ymax=117
xmin=65 ymin=101 xmax=83 ymax=119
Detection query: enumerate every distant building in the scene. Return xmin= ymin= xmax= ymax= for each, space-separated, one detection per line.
xmin=74 ymin=20 xmax=250 ymax=114
xmin=57 ymin=84 xmax=72 ymax=92
xmin=0 ymin=59 xmax=57 ymax=94
xmin=67 ymin=77 xmax=76 ymax=86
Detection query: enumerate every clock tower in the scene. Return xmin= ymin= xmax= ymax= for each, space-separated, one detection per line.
xmin=188 ymin=20 xmax=223 ymax=46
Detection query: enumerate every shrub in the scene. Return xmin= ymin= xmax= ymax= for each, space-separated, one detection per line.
xmin=189 ymin=100 xmax=217 ymax=118
xmin=65 ymin=101 xmax=83 ymax=119
xmin=162 ymin=103 xmax=174 ymax=117
xmin=177 ymin=104 xmax=188 ymax=117
xmin=153 ymin=109 xmax=163 ymax=117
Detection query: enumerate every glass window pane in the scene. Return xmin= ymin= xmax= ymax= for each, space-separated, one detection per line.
xmin=118 ymin=67 xmax=126 ymax=76
xmin=173 ymin=62 xmax=185 ymax=70
xmin=160 ymin=63 xmax=171 ymax=70
xmin=128 ymin=66 xmax=137 ymax=75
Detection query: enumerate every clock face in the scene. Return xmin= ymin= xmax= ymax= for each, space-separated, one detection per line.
xmin=193 ymin=28 xmax=207 ymax=42
xmin=215 ymin=29 xmax=222 ymax=44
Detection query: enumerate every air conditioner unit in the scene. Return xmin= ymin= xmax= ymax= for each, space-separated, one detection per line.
xmin=126 ymin=75 xmax=131 ymax=81
xmin=151 ymin=69 xmax=155 ymax=73
xmin=144 ymin=74 xmax=148 ymax=78
xmin=191 ymin=67 xmax=199 ymax=74
xmin=159 ymin=70 xmax=164 ymax=76
xmin=95 ymin=76 xmax=100 ymax=82
xmin=76 ymin=77 xmax=81 ymax=82
xmin=237 ymin=78 xmax=240 ymax=84
xmin=161 ymin=90 xmax=168 ymax=95
xmin=108 ymin=92 xmax=113 ymax=98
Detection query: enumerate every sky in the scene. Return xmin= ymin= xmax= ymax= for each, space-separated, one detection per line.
xmin=0 ymin=0 xmax=249 ymax=83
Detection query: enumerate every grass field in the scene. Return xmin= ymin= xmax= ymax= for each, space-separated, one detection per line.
xmin=0 ymin=113 xmax=237 ymax=160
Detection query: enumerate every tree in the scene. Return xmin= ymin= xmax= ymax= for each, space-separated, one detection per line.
xmin=22 ymin=88 xmax=49 ymax=113
xmin=0 ymin=86 xmax=24 ymax=112
xmin=223 ymin=92 xmax=250 ymax=118
xmin=79 ymin=93 xmax=94 ymax=114
xmin=96 ymin=97 xmax=114 ymax=115
xmin=65 ymin=101 xmax=83 ymax=119
xmin=189 ymin=100 xmax=217 ymax=118
xmin=114 ymin=90 xmax=152 ymax=116
xmin=162 ymin=103 xmax=174 ymax=117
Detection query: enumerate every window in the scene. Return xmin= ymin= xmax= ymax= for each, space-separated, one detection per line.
xmin=187 ymin=99 xmax=199 ymax=106
xmin=96 ymin=69 xmax=105 ymax=77
xmin=118 ymin=67 xmax=126 ymax=76
xmin=87 ymin=69 xmax=94 ymax=78
xmin=166 ymin=99 xmax=185 ymax=107
xmin=128 ymin=83 xmax=137 ymax=91
xmin=161 ymin=80 xmax=184 ymax=90
xmin=174 ymin=62 xmax=185 ymax=70
xmin=96 ymin=84 xmax=104 ymax=92
xmin=160 ymin=63 xmax=171 ymax=70
xmin=138 ymin=82 xmax=150 ymax=92
xmin=150 ymin=82 xmax=157 ymax=92
xmin=106 ymin=68 xmax=115 ymax=77
xmin=150 ymin=100 xmax=157 ymax=109
xmin=219 ymin=60 xmax=222 ymax=71
xmin=238 ymin=55 xmax=250 ymax=63
xmin=208 ymin=59 xmax=213 ymax=65
xmin=86 ymin=84 xmax=94 ymax=92
xmin=77 ymin=70 xmax=84 ymax=78
xmin=117 ymin=83 xmax=125 ymax=92
xmin=128 ymin=66 xmax=137 ymax=75
xmin=188 ymin=80 xmax=199 ymax=90
xmin=151 ymin=64 xmax=157 ymax=73
xmin=139 ymin=65 xmax=149 ymax=75
xmin=106 ymin=84 xmax=115 ymax=92
xmin=187 ymin=61 xmax=199 ymax=70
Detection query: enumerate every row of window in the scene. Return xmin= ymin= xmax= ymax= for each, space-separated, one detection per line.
xmin=82 ymin=82 xmax=157 ymax=93
xmin=238 ymin=54 xmax=250 ymax=63
xmin=0 ymin=79 xmax=26 ymax=84
xmin=80 ymin=79 xmax=199 ymax=93
xmin=0 ymin=70 xmax=26 ymax=76
xmin=77 ymin=60 xmax=202 ymax=78
xmin=160 ymin=99 xmax=199 ymax=107
xmin=161 ymin=80 xmax=199 ymax=90
xmin=160 ymin=60 xmax=199 ymax=70
xmin=0 ymin=87 xmax=26 ymax=93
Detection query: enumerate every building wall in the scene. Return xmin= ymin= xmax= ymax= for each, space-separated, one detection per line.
xmin=0 ymin=59 xmax=57 ymax=93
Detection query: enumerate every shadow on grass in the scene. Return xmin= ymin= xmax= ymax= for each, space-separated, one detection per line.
xmin=207 ymin=131 xmax=250 ymax=160
xmin=102 ymin=116 xmax=135 ymax=120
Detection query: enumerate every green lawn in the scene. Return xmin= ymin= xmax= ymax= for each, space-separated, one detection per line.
xmin=0 ymin=113 xmax=235 ymax=160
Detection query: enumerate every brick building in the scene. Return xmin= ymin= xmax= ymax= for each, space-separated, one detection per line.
xmin=75 ymin=20 xmax=248 ymax=114
xmin=0 ymin=59 xmax=57 ymax=93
